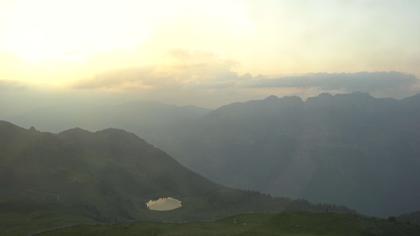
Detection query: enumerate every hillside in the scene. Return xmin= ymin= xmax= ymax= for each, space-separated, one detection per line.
xmin=0 ymin=121 xmax=349 ymax=235
xmin=39 ymin=212 xmax=420 ymax=236
xmin=153 ymin=93 xmax=420 ymax=217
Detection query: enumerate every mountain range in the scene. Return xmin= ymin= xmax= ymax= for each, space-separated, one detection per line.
xmin=156 ymin=93 xmax=420 ymax=217
xmin=2 ymin=92 xmax=420 ymax=217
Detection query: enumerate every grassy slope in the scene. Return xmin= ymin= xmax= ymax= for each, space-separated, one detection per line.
xmin=0 ymin=121 xmax=352 ymax=235
xmin=0 ymin=212 xmax=95 ymax=236
xmin=39 ymin=212 xmax=420 ymax=236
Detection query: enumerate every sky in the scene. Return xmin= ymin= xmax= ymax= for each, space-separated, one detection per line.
xmin=0 ymin=0 xmax=420 ymax=107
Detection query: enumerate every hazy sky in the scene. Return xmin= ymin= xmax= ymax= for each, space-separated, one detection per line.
xmin=1 ymin=0 xmax=419 ymax=106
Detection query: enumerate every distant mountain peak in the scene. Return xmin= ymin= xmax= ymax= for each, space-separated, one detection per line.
xmin=58 ymin=127 xmax=145 ymax=145
xmin=96 ymin=127 xmax=142 ymax=141
xmin=318 ymin=92 xmax=334 ymax=97
xmin=264 ymin=95 xmax=279 ymax=101
xmin=59 ymin=127 xmax=92 ymax=136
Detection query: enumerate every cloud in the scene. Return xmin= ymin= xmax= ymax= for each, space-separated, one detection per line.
xmin=252 ymin=72 xmax=419 ymax=97
xmin=72 ymin=50 xmax=420 ymax=106
xmin=72 ymin=50 xmax=265 ymax=107
xmin=73 ymin=50 xmax=246 ymax=91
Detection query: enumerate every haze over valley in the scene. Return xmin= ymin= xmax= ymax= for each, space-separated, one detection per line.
xmin=1 ymin=0 xmax=420 ymax=235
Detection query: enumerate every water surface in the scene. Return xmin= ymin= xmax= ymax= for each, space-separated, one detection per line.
xmin=146 ymin=197 xmax=182 ymax=211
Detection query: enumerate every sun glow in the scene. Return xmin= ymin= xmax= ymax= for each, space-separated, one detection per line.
xmin=0 ymin=0 xmax=419 ymax=87
xmin=1 ymin=0 xmax=155 ymax=64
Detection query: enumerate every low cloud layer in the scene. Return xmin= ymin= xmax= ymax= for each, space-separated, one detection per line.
xmin=253 ymin=72 xmax=419 ymax=98
xmin=1 ymin=50 xmax=414 ymax=107
xmin=73 ymin=51 xmax=420 ymax=103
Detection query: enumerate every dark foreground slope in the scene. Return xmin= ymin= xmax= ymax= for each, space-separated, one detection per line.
xmin=0 ymin=121 xmax=348 ymax=235
xmin=156 ymin=93 xmax=420 ymax=216
xmin=39 ymin=212 xmax=420 ymax=236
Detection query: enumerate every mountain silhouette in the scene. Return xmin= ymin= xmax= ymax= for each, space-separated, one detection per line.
xmin=2 ymin=92 xmax=419 ymax=217
xmin=154 ymin=93 xmax=420 ymax=217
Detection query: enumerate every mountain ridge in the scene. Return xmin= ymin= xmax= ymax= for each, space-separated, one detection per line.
xmin=152 ymin=92 xmax=420 ymax=217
